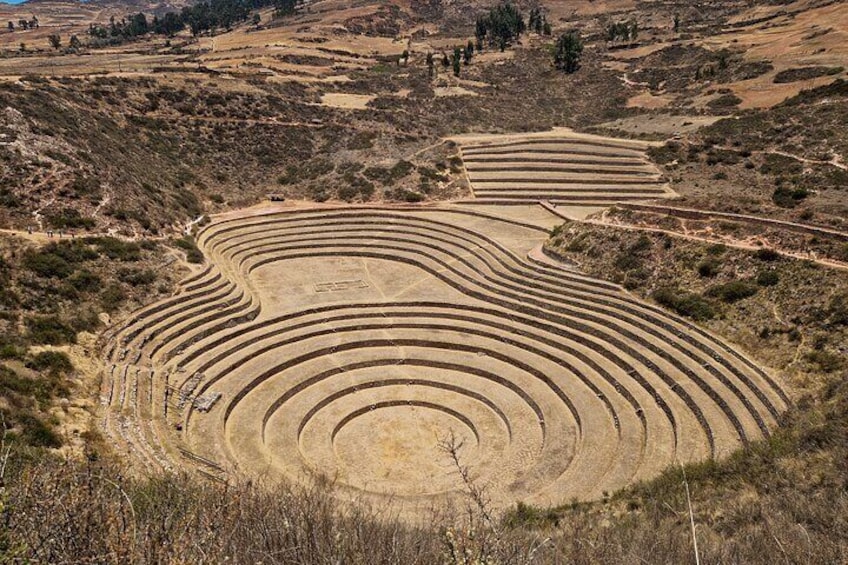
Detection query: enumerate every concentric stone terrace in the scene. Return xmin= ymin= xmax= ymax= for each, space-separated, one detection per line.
xmin=100 ymin=205 xmax=787 ymax=512
xmin=456 ymin=130 xmax=675 ymax=205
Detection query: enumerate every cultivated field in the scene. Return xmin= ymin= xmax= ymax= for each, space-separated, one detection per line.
xmin=454 ymin=129 xmax=675 ymax=205
xmin=100 ymin=201 xmax=787 ymax=514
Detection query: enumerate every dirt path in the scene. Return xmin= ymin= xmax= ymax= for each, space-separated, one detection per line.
xmin=554 ymin=208 xmax=848 ymax=271
xmin=768 ymin=149 xmax=847 ymax=171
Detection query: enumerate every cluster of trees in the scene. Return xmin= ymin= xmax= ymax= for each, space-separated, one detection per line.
xmin=89 ymin=14 xmax=160 ymax=41
xmin=606 ymin=20 xmax=638 ymax=42
xmin=7 ymin=17 xmax=38 ymax=31
xmin=425 ymin=41 xmax=475 ymax=78
xmin=87 ymin=0 xmax=295 ymax=44
xmin=553 ymin=31 xmax=582 ymax=73
xmin=527 ymin=7 xmax=551 ymax=36
xmin=475 ymin=2 xmax=525 ymax=52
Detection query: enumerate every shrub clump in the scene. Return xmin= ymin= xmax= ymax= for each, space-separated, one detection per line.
xmin=25 ymin=316 xmax=78 ymax=345
xmin=25 ymin=351 xmax=74 ymax=377
xmin=755 ymin=248 xmax=780 ymax=261
xmin=706 ymin=280 xmax=759 ymax=303
xmin=174 ymin=237 xmax=204 ymax=264
xmin=756 ymin=270 xmax=780 ymax=287
xmin=653 ymin=287 xmax=716 ymax=321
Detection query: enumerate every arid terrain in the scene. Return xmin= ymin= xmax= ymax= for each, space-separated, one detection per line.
xmin=0 ymin=0 xmax=847 ymax=562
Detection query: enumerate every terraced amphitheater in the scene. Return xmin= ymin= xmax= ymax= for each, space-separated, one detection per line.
xmin=100 ymin=202 xmax=788 ymax=514
xmin=455 ymin=130 xmax=676 ymax=205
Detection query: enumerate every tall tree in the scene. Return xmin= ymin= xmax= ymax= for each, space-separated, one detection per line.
xmin=553 ymin=30 xmax=582 ymax=73
xmin=476 ymin=2 xmax=525 ymax=52
xmin=48 ymin=34 xmax=61 ymax=50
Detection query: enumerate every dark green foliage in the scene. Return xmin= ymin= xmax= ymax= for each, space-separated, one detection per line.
xmin=338 ymin=175 xmax=375 ymax=202
xmin=117 ymin=268 xmax=156 ymax=287
xmin=174 ymin=237 xmax=204 ymax=264
xmin=697 ymin=258 xmax=721 ymax=277
xmin=647 ymin=142 xmax=682 ymax=165
xmin=26 ymin=316 xmax=77 ymax=345
xmin=67 ymin=269 xmax=101 ymax=292
xmin=44 ymin=208 xmax=96 ymax=230
xmin=804 ymin=350 xmax=845 ymax=373
xmin=707 ymin=244 xmax=727 ymax=256
xmin=100 ymin=283 xmax=127 ymax=312
xmin=23 ymin=251 xmax=73 ymax=279
xmin=827 ymin=292 xmax=848 ymax=326
xmin=26 ymin=351 xmax=74 ymax=377
xmin=476 ymin=3 xmax=525 ymax=52
xmin=68 ymin=175 xmax=102 ymax=200
xmin=707 ymin=93 xmax=742 ymax=109
xmin=774 ymin=66 xmax=844 ymax=84
xmin=706 ymin=280 xmax=759 ymax=303
xmin=0 ymin=186 xmax=21 ymax=208
xmin=89 ymin=0 xmax=290 ymax=44
xmin=754 ymin=248 xmax=780 ymax=261
xmin=22 ymin=239 xmax=140 ymax=282
xmin=527 ymin=7 xmax=548 ymax=36
xmin=385 ymin=188 xmax=425 ymax=203
xmin=0 ymin=340 xmax=25 ymax=360
xmin=86 ymin=237 xmax=142 ymax=261
xmin=772 ymin=185 xmax=809 ymax=208
xmin=363 ymin=161 xmax=413 ymax=186
xmin=278 ymin=158 xmax=335 ymax=185
xmin=553 ymin=31 xmax=583 ymax=73
xmin=613 ymin=235 xmax=652 ymax=271
xmin=756 ymin=270 xmax=779 ymax=287
xmin=606 ymin=20 xmax=638 ymax=42
xmin=653 ymin=287 xmax=716 ymax=321
xmin=12 ymin=413 xmax=62 ymax=447
xmin=503 ymin=501 xmax=560 ymax=529
xmin=760 ymin=153 xmax=803 ymax=176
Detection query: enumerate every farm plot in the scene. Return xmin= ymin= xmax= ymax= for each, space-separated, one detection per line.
xmin=455 ymin=130 xmax=676 ymax=206
xmin=100 ymin=204 xmax=785 ymax=514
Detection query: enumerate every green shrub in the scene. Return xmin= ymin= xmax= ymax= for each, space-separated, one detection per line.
xmin=760 ymin=154 xmax=803 ymax=176
xmin=804 ymin=350 xmax=845 ymax=373
xmin=174 ymin=237 xmax=204 ymax=264
xmin=707 ymin=244 xmax=727 ymax=256
xmin=85 ymin=237 xmax=142 ymax=261
xmin=23 ymin=252 xmax=73 ymax=279
xmin=773 ymin=185 xmax=808 ymax=208
xmin=706 ymin=280 xmax=759 ymax=303
xmin=117 ymin=268 xmax=156 ymax=286
xmin=44 ymin=207 xmax=96 ymax=230
xmin=697 ymin=258 xmax=721 ymax=277
xmin=503 ymin=501 xmax=561 ymax=529
xmin=100 ymin=283 xmax=127 ymax=312
xmin=0 ymin=342 xmax=25 ymax=360
xmin=755 ymin=248 xmax=780 ymax=261
xmin=14 ymin=413 xmax=62 ymax=448
xmin=653 ymin=287 xmax=716 ymax=321
xmin=26 ymin=316 xmax=77 ymax=345
xmin=26 ymin=351 xmax=74 ymax=377
xmin=756 ymin=270 xmax=780 ymax=287
xmin=68 ymin=269 xmax=101 ymax=291
xmin=827 ymin=292 xmax=848 ymax=326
